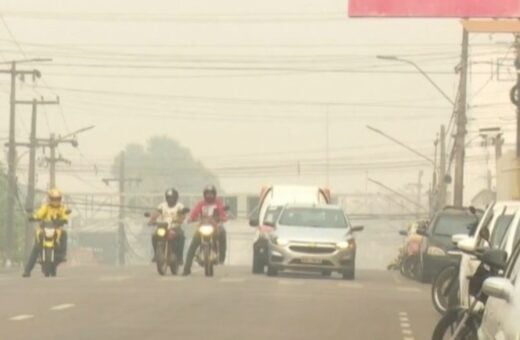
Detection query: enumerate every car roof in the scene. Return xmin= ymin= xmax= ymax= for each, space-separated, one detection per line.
xmin=283 ymin=203 xmax=341 ymax=210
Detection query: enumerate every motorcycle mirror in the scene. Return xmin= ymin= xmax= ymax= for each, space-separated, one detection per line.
xmin=144 ymin=212 xmax=151 ymax=218
xmin=182 ymin=207 xmax=191 ymax=214
xmin=469 ymin=206 xmax=477 ymax=215
xmin=65 ymin=209 xmax=72 ymax=215
xmin=398 ymin=230 xmax=408 ymax=236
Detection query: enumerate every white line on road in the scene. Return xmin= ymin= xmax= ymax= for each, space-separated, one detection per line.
xmin=219 ymin=278 xmax=246 ymax=283
xmin=337 ymin=282 xmax=363 ymax=289
xmin=397 ymin=312 xmax=415 ymax=340
xmin=402 ymin=329 xmax=413 ymax=335
xmin=98 ymin=276 xmax=132 ymax=282
xmin=9 ymin=315 xmax=34 ymax=321
xmin=278 ymin=280 xmax=304 ymax=286
xmin=400 ymin=322 xmax=411 ymax=328
xmin=50 ymin=303 xmax=75 ymax=311
xmin=158 ymin=277 xmax=186 ymax=282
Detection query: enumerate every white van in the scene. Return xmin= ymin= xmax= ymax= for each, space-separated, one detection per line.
xmin=249 ymin=185 xmax=331 ymax=274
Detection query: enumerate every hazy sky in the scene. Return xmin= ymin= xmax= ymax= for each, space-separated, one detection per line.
xmin=0 ymin=0 xmax=516 ymax=203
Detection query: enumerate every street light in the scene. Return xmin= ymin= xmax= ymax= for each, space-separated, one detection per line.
xmin=377 ymin=55 xmax=455 ymax=106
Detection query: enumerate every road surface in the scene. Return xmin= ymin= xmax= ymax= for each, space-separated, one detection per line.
xmin=0 ymin=265 xmax=439 ymax=340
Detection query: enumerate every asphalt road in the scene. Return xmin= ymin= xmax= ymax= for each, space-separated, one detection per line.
xmin=0 ymin=265 xmax=439 ymax=340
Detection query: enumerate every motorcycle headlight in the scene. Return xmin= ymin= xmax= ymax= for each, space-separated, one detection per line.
xmin=427 ymin=246 xmax=446 ymax=257
xmin=156 ymin=228 xmax=167 ymax=237
xmin=275 ymin=238 xmax=289 ymax=246
xmin=199 ymin=225 xmax=214 ymax=236
xmin=44 ymin=228 xmax=56 ymax=238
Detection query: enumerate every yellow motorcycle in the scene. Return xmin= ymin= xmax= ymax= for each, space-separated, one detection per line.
xmin=30 ymin=218 xmax=67 ymax=277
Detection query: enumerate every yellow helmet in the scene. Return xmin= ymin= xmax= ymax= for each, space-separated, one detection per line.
xmin=47 ymin=188 xmax=62 ymax=207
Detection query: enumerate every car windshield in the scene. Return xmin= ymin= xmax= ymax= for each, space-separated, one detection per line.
xmin=264 ymin=206 xmax=282 ymax=225
xmin=278 ymin=207 xmax=348 ymax=229
xmin=432 ymin=213 xmax=476 ymax=237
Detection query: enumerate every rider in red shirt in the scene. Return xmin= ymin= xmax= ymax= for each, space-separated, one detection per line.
xmin=183 ymin=185 xmax=228 ymax=276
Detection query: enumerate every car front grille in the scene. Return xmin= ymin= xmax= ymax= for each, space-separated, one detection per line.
xmin=289 ymin=245 xmax=336 ymax=254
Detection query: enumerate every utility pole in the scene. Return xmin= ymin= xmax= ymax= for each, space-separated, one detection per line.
xmin=13 ymin=98 xmax=59 ymax=258
xmin=0 ymin=59 xmax=50 ymax=266
xmin=102 ymin=151 xmax=141 ymax=266
xmin=514 ymin=34 xmax=520 ymax=158
xmin=453 ymin=29 xmax=469 ymax=207
xmin=438 ymin=125 xmax=447 ymax=209
xmin=416 ymin=170 xmax=423 ymax=219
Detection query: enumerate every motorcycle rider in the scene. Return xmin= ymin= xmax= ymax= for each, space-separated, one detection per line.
xmin=22 ymin=188 xmax=69 ymax=277
xmin=148 ymin=188 xmax=187 ymax=264
xmin=182 ymin=185 xmax=227 ymax=276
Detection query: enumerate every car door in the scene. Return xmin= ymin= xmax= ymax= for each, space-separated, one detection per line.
xmin=481 ymin=243 xmax=520 ymax=340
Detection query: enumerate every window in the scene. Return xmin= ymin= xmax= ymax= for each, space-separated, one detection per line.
xmin=279 ymin=207 xmax=348 ymax=229
xmin=490 ymin=214 xmax=515 ymax=248
xmin=432 ymin=214 xmax=477 ymax=236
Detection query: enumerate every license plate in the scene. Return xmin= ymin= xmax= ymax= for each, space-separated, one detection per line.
xmin=301 ymin=258 xmax=322 ymax=264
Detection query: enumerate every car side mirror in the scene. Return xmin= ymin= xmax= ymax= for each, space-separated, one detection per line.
xmin=451 ymin=234 xmax=469 ymax=245
xmin=457 ymin=237 xmax=477 ymax=254
xmin=482 ymin=277 xmax=513 ymax=302
xmin=249 ymin=218 xmax=259 ymax=227
xmin=480 ymin=249 xmax=508 ymax=271
xmin=398 ymin=230 xmax=408 ymax=236
xmin=352 ymin=225 xmax=364 ymax=232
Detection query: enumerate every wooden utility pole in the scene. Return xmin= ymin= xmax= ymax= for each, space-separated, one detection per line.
xmin=102 ymin=151 xmax=141 ymax=266
xmin=438 ymin=125 xmax=447 ymax=209
xmin=0 ymin=60 xmax=49 ymax=266
xmin=453 ymin=29 xmax=469 ymax=207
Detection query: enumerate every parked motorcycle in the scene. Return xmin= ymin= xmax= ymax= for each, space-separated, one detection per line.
xmin=431 ymin=248 xmax=507 ymax=340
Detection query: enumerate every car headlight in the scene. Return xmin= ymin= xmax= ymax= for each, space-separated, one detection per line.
xmin=337 ymin=241 xmax=350 ymax=249
xmin=276 ymin=238 xmax=289 ymax=246
xmin=427 ymin=246 xmax=446 ymax=256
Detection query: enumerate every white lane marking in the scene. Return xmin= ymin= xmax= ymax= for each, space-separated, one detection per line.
xmin=50 ymin=303 xmax=75 ymax=311
xmin=397 ymin=287 xmax=421 ymax=293
xmin=337 ymin=282 xmax=364 ymax=289
xmin=158 ymin=277 xmax=186 ymax=282
xmin=9 ymin=314 xmax=34 ymax=321
xmin=98 ymin=276 xmax=132 ymax=282
xmin=397 ymin=312 xmax=415 ymax=340
xmin=278 ymin=280 xmax=304 ymax=286
xmin=219 ymin=278 xmax=246 ymax=283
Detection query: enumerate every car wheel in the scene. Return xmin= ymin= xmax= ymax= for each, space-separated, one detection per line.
xmin=416 ymin=257 xmax=429 ymax=283
xmin=266 ymin=265 xmax=278 ymax=277
xmin=252 ymin=247 xmax=265 ymax=274
xmin=321 ymin=270 xmax=332 ymax=277
xmin=342 ymin=264 xmax=355 ymax=280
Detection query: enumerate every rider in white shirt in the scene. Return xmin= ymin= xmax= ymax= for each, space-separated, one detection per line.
xmin=148 ymin=188 xmax=187 ymax=264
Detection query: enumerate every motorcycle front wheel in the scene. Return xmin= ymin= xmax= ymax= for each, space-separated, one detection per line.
xmin=156 ymin=241 xmax=168 ymax=276
xmin=431 ymin=308 xmax=478 ymax=340
xmin=203 ymin=245 xmax=214 ymax=277
xmin=432 ymin=265 xmax=460 ymax=315
xmin=42 ymin=248 xmax=56 ymax=277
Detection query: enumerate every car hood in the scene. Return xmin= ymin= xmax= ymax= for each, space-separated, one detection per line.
xmin=274 ymin=225 xmax=350 ymax=243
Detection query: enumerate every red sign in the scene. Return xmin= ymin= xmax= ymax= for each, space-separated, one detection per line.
xmin=349 ymin=0 xmax=520 ymax=18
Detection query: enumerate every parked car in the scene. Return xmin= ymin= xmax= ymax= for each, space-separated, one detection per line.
xmin=478 ymin=238 xmax=520 ymax=340
xmin=249 ymin=185 xmax=331 ymax=274
xmin=265 ymin=203 xmax=363 ymax=279
xmin=416 ymin=206 xmax=483 ymax=283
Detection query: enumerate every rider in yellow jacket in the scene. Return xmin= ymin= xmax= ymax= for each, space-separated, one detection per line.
xmin=23 ymin=189 xmax=69 ymax=277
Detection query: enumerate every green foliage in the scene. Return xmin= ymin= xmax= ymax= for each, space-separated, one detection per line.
xmin=113 ymin=136 xmax=221 ymax=195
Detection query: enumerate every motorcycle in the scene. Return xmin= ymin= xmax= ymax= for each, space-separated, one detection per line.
xmin=194 ymin=205 xmax=228 ymax=277
xmin=431 ymin=248 xmax=507 ymax=340
xmin=29 ymin=216 xmax=69 ymax=277
xmin=145 ymin=208 xmax=189 ymax=276
xmin=388 ymin=225 xmax=423 ymax=279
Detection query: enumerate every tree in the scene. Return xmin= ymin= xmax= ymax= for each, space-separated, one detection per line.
xmin=113 ymin=136 xmax=221 ymax=196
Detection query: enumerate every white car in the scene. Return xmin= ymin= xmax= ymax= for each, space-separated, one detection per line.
xmin=478 ymin=240 xmax=520 ymax=340
xmin=457 ymin=201 xmax=520 ymax=308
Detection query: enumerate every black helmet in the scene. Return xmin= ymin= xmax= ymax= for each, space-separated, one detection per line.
xmin=165 ymin=188 xmax=178 ymax=199
xmin=203 ymin=185 xmax=217 ymax=197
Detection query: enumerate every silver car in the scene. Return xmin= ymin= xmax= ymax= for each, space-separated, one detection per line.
xmin=265 ymin=204 xmax=363 ymax=279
